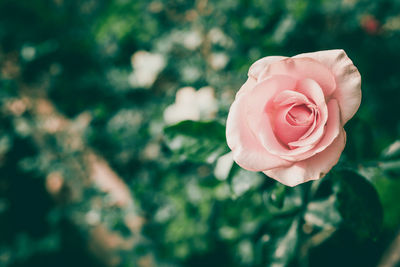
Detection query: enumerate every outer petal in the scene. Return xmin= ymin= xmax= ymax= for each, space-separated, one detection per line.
xmin=226 ymin=93 xmax=292 ymax=171
xmin=294 ymin=49 xmax=361 ymax=123
xmin=236 ymin=76 xmax=257 ymax=98
xmin=259 ymin=57 xmax=337 ymax=96
xmin=248 ymin=56 xmax=287 ymax=81
xmin=263 ymin=129 xmax=346 ymax=187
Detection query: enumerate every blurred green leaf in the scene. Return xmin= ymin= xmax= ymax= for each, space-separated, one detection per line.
xmin=164 ymin=120 xmax=229 ymax=164
xmin=344 ymin=118 xmax=376 ymax=161
xmin=1 ymin=0 xmax=400 ymax=265
xmin=304 ymin=197 xmax=341 ymax=230
xmin=382 ymin=140 xmax=400 ymax=159
xmin=264 ymin=185 xmax=303 ymax=217
xmin=269 ymin=219 xmax=300 ymax=267
xmin=303 ymin=170 xmax=382 ymax=239
xmin=267 ymin=182 xmax=287 ymax=209
xmin=229 ymin=164 xmax=264 ymax=197
xmin=262 ymin=170 xmax=383 ymax=266
xmin=364 ymin=166 xmax=400 ymax=230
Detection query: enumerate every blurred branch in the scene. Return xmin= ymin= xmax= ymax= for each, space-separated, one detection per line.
xmin=359 ymin=159 xmax=400 ymax=172
xmin=1 ymin=52 xmax=148 ymax=266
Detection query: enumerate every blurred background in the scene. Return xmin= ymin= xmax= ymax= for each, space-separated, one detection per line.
xmin=1 ymin=0 xmax=400 ymax=266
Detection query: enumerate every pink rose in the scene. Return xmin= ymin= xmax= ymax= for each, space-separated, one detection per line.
xmin=226 ymin=50 xmax=361 ymax=186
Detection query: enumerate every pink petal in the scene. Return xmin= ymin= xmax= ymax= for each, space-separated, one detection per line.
xmin=235 ymin=76 xmax=258 ymax=98
xmin=273 ymin=90 xmax=311 ymax=106
xmin=244 ymin=76 xmax=299 ymax=120
xmin=271 ymin=89 xmax=316 ymax=146
xmin=243 ymin=76 xmax=310 ymax=156
xmin=295 ymin=78 xmax=326 ymax=106
xmin=257 ymin=111 xmax=315 ymax=159
xmin=226 ymin=92 xmax=292 ymax=171
xmin=248 ymin=56 xmax=287 ymax=81
xmin=259 ymin=99 xmax=340 ymax=162
xmin=288 ymin=78 xmax=328 ymax=147
xmin=274 ymin=104 xmax=311 ymax=145
xmin=294 ymin=49 xmax=361 ymax=123
xmin=259 ymin=57 xmax=337 ymax=96
xmin=287 ymin=105 xmax=313 ymax=124
xmin=296 ymin=99 xmax=341 ymax=158
xmin=263 ymin=129 xmax=346 ymax=187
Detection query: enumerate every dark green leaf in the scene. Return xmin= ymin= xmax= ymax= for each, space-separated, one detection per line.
xmin=306 ymin=170 xmax=382 ymax=239
xmin=331 ymin=170 xmax=383 ymax=240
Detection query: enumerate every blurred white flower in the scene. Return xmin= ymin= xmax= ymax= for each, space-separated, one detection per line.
xmin=181 ymin=65 xmax=201 ymax=83
xmin=129 ymin=51 xmax=166 ymax=88
xmin=141 ymin=142 xmax=161 ymax=160
xmin=21 ymin=45 xmax=36 ymax=61
xmin=209 ymin=52 xmax=229 ymax=70
xmin=183 ymin=30 xmax=203 ymax=50
xmin=208 ymin=28 xmax=233 ymax=48
xmin=86 ymin=210 xmax=101 ymax=226
xmin=164 ymin=86 xmax=218 ymax=124
xmin=243 ymin=16 xmax=261 ymax=30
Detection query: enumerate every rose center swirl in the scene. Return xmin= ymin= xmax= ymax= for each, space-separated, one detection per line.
xmin=270 ymin=94 xmax=318 ymax=146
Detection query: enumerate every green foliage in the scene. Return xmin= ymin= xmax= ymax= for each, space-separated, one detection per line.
xmin=164 ymin=120 xmax=228 ymax=164
xmin=333 ymin=170 xmax=383 ymax=240
xmin=0 ymin=0 xmax=399 ymax=266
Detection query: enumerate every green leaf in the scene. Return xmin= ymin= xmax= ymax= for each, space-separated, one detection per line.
xmin=334 ymin=170 xmax=382 ymax=239
xmin=264 ymin=185 xmax=303 ymax=217
xmin=269 ymin=219 xmax=300 ymax=267
xmin=163 ymin=120 xmax=229 ymax=164
xmin=266 ymin=183 xmax=287 ymax=209
xmin=304 ymin=197 xmax=341 ymax=229
xmin=312 ymin=170 xmax=383 ymax=240
xmin=370 ymin=171 xmax=400 ymax=230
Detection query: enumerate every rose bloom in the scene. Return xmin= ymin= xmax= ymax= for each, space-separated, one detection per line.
xmin=226 ymin=50 xmax=361 ymax=186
